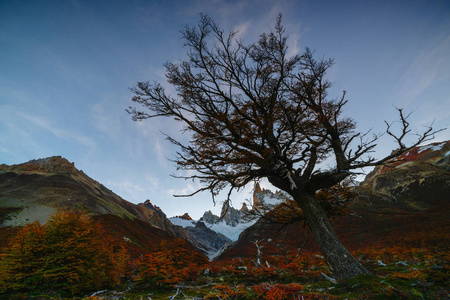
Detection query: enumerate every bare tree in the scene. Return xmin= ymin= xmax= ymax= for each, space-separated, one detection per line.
xmin=128 ymin=14 xmax=441 ymax=279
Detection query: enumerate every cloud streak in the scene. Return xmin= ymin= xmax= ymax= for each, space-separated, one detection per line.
xmin=18 ymin=112 xmax=98 ymax=155
xmin=397 ymin=35 xmax=450 ymax=106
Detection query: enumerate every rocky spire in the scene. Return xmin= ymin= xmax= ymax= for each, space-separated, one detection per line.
xmin=200 ymin=210 xmax=219 ymax=224
xmin=177 ymin=213 xmax=192 ymax=220
xmin=143 ymin=200 xmax=166 ymax=216
xmin=240 ymin=203 xmax=249 ymax=212
xmin=253 ymin=182 xmax=263 ymax=208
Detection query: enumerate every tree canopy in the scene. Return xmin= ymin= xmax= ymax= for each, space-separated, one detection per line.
xmin=0 ymin=209 xmax=127 ymax=296
xmin=128 ymin=14 xmax=441 ymax=279
xmin=129 ymin=14 xmax=438 ymax=202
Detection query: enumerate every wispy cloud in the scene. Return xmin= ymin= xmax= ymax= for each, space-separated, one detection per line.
xmin=154 ymin=138 xmax=168 ymax=168
xmin=397 ymin=35 xmax=450 ymax=106
xmin=91 ymin=99 xmax=124 ymax=140
xmin=106 ymin=180 xmax=147 ymax=203
xmin=0 ymin=146 xmax=15 ymax=157
xmin=0 ymin=105 xmax=31 ymax=138
xmin=39 ymin=45 xmax=97 ymax=86
xmin=18 ymin=112 xmax=97 ymax=154
xmin=179 ymin=0 xmax=302 ymax=42
xmin=146 ymin=174 xmax=160 ymax=187
xmin=232 ymin=21 xmax=250 ymax=41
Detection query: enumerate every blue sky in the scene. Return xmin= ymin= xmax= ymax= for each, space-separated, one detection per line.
xmin=1 ymin=0 xmax=449 ymax=219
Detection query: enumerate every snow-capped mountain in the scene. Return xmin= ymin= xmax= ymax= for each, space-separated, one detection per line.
xmin=169 ymin=213 xmax=232 ymax=258
xmin=169 ymin=182 xmax=287 ymax=258
xmin=171 ymin=201 xmax=255 ymax=242
xmin=252 ymin=182 xmax=286 ymax=211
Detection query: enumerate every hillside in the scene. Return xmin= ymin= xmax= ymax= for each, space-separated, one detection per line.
xmin=216 ymin=141 xmax=450 ymax=261
xmin=0 ymin=156 xmax=197 ymax=251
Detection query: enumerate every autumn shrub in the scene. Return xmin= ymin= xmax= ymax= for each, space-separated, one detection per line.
xmin=0 ymin=209 xmax=128 ymax=297
xmin=279 ymin=261 xmax=306 ymax=278
xmin=137 ymin=238 xmax=207 ymax=287
xmin=248 ymin=265 xmax=278 ymax=280
xmin=254 ymin=283 xmax=304 ymax=300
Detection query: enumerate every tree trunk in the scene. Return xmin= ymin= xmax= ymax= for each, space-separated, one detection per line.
xmin=293 ymin=191 xmax=371 ymax=280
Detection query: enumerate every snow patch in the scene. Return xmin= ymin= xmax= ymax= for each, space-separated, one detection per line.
xmin=208 ymin=219 xmax=257 ymax=241
xmin=418 ymin=141 xmax=446 ymax=153
xmin=169 ymin=216 xmax=256 ymax=241
xmin=169 ymin=217 xmax=196 ymax=228
xmin=261 ymin=193 xmax=283 ymax=206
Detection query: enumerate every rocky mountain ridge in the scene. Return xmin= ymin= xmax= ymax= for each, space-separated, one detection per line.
xmin=359 ymin=140 xmax=450 ymax=210
xmin=0 ymin=156 xmax=79 ymax=174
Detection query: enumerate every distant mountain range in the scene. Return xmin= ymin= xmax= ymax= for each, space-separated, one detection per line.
xmin=1 ymin=140 xmax=449 ymax=261
xmin=168 ymin=180 xmax=293 ymax=258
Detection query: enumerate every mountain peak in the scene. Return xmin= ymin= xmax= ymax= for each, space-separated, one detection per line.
xmin=200 ymin=210 xmax=219 ymax=224
xmin=177 ymin=213 xmax=193 ymax=220
xmin=0 ymin=156 xmax=79 ymax=174
xmin=254 ymin=181 xmax=262 ymax=193
xmin=240 ymin=203 xmax=249 ymax=212
xmin=143 ymin=200 xmax=166 ymax=217
xmin=219 ymin=202 xmax=244 ymax=227
xmin=253 ymin=182 xmax=263 ymax=207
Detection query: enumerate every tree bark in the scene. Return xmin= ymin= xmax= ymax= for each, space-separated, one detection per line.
xmin=293 ymin=191 xmax=371 ymax=280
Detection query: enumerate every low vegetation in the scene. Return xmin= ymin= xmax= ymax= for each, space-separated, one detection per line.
xmin=0 ymin=209 xmax=448 ymax=299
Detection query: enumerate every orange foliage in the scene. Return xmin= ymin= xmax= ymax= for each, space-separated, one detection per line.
xmin=390 ymin=268 xmax=426 ymax=281
xmin=254 ymin=283 xmax=304 ymax=300
xmin=0 ymin=209 xmax=128 ymax=296
xmin=137 ymin=238 xmax=208 ymax=287
xmin=262 ymin=180 xmax=355 ymax=226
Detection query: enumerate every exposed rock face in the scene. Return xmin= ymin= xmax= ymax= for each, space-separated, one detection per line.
xmin=200 ymin=201 xmax=249 ymax=227
xmin=0 ymin=156 xmax=79 ymax=174
xmin=184 ymin=221 xmax=231 ymax=256
xmin=253 ymin=182 xmax=263 ymax=207
xmin=220 ymin=203 xmax=243 ymax=227
xmin=143 ymin=200 xmax=166 ymax=216
xmin=199 ymin=182 xmax=283 ymax=230
xmin=200 ymin=210 xmax=219 ymax=224
xmin=240 ymin=203 xmax=249 ymax=213
xmin=177 ymin=213 xmax=193 ymax=220
xmin=252 ymin=182 xmax=283 ymax=211
xmin=134 ymin=203 xmax=191 ymax=241
xmin=359 ymin=141 xmax=450 ymax=210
